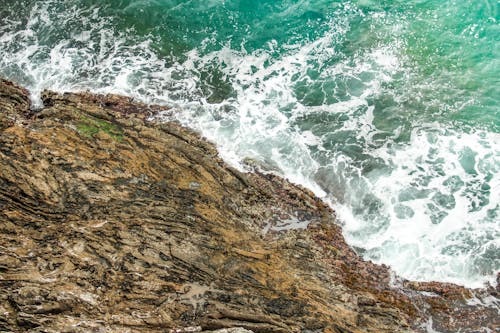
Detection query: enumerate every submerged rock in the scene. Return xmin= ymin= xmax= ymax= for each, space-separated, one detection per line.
xmin=0 ymin=78 xmax=497 ymax=332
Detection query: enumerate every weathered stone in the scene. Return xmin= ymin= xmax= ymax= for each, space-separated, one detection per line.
xmin=0 ymin=79 xmax=497 ymax=333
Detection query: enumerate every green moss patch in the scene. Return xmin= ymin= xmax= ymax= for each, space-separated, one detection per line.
xmin=76 ymin=115 xmax=124 ymax=142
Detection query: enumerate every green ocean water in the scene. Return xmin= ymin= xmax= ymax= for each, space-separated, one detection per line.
xmin=0 ymin=0 xmax=499 ymax=288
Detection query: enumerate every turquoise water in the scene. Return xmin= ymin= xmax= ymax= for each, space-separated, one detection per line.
xmin=0 ymin=0 xmax=499 ymax=288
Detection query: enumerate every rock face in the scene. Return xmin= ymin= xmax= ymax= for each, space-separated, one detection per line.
xmin=0 ymin=78 xmax=498 ymax=333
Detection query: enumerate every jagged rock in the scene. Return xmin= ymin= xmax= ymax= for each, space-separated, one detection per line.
xmin=0 ymin=78 xmax=497 ymax=333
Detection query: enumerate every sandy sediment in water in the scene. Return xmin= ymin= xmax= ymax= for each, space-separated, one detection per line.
xmin=0 ymin=78 xmax=498 ymax=332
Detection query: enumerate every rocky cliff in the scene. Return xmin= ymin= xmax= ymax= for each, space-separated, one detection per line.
xmin=0 ymin=79 xmax=498 ymax=333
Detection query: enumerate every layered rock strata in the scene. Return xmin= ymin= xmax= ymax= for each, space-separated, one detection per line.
xmin=0 ymin=79 xmax=498 ymax=332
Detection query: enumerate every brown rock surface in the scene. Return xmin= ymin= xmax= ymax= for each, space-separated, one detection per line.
xmin=0 ymin=78 xmax=498 ymax=332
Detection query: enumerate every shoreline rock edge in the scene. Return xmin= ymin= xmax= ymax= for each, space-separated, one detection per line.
xmin=0 ymin=79 xmax=497 ymax=333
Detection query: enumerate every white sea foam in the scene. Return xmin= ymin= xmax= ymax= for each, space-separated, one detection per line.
xmin=341 ymin=127 xmax=500 ymax=287
xmin=0 ymin=1 xmax=498 ymax=288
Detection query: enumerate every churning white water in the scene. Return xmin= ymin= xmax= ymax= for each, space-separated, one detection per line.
xmin=1 ymin=0 xmax=498 ymax=288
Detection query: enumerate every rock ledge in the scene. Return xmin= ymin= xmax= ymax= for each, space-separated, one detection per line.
xmin=0 ymin=79 xmax=498 ymax=333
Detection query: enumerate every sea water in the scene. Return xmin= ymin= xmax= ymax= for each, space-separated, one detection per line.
xmin=0 ymin=0 xmax=498 ymax=288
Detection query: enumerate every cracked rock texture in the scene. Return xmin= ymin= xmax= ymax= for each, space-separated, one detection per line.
xmin=0 ymin=79 xmax=498 ymax=333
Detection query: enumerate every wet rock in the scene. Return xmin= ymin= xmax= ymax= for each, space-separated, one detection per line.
xmin=0 ymin=79 xmax=497 ymax=333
